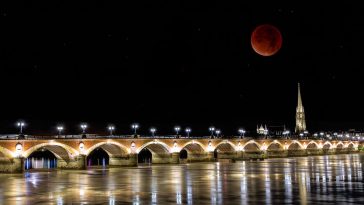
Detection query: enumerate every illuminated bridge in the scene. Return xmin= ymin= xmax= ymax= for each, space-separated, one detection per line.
xmin=0 ymin=135 xmax=361 ymax=173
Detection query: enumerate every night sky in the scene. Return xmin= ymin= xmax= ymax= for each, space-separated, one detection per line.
xmin=1 ymin=1 xmax=364 ymax=135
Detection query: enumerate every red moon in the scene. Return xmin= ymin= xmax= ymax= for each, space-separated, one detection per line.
xmin=251 ymin=24 xmax=282 ymax=56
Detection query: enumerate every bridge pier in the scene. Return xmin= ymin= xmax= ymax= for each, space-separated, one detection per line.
xmin=266 ymin=150 xmax=288 ymax=158
xmin=109 ymin=154 xmax=137 ymax=166
xmin=171 ymin=152 xmax=179 ymax=164
xmin=215 ymin=152 xmax=237 ymax=162
xmin=306 ymin=149 xmax=324 ymax=155
xmin=151 ymin=153 xmax=171 ymax=164
xmin=287 ymin=150 xmax=307 ymax=157
xmin=235 ymin=151 xmax=244 ymax=160
xmin=185 ymin=153 xmax=211 ymax=162
xmin=57 ymin=155 xmax=86 ymax=170
xmin=0 ymin=157 xmax=24 ymax=173
xmin=241 ymin=151 xmax=266 ymax=160
xmin=207 ymin=152 xmax=215 ymax=162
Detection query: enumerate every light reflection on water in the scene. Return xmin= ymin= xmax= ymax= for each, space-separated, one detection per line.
xmin=0 ymin=154 xmax=363 ymax=204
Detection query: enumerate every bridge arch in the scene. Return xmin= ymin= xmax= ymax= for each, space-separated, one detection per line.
xmin=336 ymin=142 xmax=344 ymax=149
xmin=137 ymin=141 xmax=171 ymax=164
xmin=0 ymin=146 xmax=14 ymax=159
xmin=306 ymin=141 xmax=319 ymax=149
xmin=180 ymin=141 xmax=206 ymax=153
xmin=242 ymin=141 xmax=261 ymax=152
xmin=347 ymin=142 xmax=355 ymax=149
xmin=287 ymin=141 xmax=304 ymax=150
xmin=85 ymin=142 xmax=129 ymax=157
xmin=137 ymin=141 xmax=171 ymax=154
xmin=23 ymin=142 xmax=79 ymax=162
xmin=323 ymin=141 xmax=333 ymax=149
xmin=266 ymin=141 xmax=284 ymax=151
xmin=214 ymin=141 xmax=237 ymax=152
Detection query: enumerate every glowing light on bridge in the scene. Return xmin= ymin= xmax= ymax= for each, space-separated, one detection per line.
xmin=284 ymin=142 xmax=288 ymax=150
xmin=261 ymin=142 xmax=267 ymax=151
xmin=79 ymin=142 xmax=85 ymax=154
xmin=15 ymin=143 xmax=23 ymax=157
xmin=207 ymin=141 xmax=214 ymax=152
xmin=171 ymin=141 xmax=179 ymax=153
xmin=130 ymin=141 xmax=136 ymax=153
xmin=237 ymin=141 xmax=243 ymax=151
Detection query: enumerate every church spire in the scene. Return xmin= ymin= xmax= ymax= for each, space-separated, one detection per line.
xmin=297 ymin=83 xmax=302 ymax=109
xmin=295 ymin=83 xmax=306 ymax=133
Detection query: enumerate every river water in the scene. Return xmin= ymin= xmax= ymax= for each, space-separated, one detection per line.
xmin=0 ymin=154 xmax=363 ymax=204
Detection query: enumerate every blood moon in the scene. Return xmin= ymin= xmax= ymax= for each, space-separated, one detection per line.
xmin=251 ymin=24 xmax=282 ymax=56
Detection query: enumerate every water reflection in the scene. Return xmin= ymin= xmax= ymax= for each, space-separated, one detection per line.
xmin=0 ymin=154 xmax=362 ymax=204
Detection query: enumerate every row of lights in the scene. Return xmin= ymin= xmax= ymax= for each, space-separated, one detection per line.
xmin=16 ymin=121 xmax=247 ymax=138
xmin=313 ymin=132 xmax=363 ymax=141
xmin=16 ymin=121 xmax=364 ymax=141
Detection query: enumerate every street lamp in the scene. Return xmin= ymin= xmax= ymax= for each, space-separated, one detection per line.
xmin=80 ymin=124 xmax=87 ymax=134
xmin=174 ymin=126 xmax=181 ymax=135
xmin=150 ymin=127 xmax=156 ymax=137
xmin=313 ymin=133 xmax=318 ymax=139
xmin=320 ymin=132 xmax=324 ymax=140
xmin=299 ymin=133 xmax=304 ymax=139
xmin=215 ymin=129 xmax=221 ymax=138
xmin=131 ymin=123 xmax=139 ymax=135
xmin=17 ymin=121 xmax=25 ymax=134
xmin=108 ymin=125 xmax=115 ymax=136
xmin=209 ymin=126 xmax=215 ymax=138
xmin=57 ymin=126 xmax=64 ymax=135
xmin=238 ymin=128 xmax=246 ymax=139
xmin=333 ymin=132 xmax=338 ymax=140
xmin=304 ymin=130 xmax=308 ymax=139
xmin=185 ymin=128 xmax=191 ymax=137
xmin=283 ymin=130 xmax=290 ymax=139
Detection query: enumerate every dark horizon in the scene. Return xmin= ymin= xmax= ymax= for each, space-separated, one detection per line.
xmin=1 ymin=1 xmax=364 ymax=135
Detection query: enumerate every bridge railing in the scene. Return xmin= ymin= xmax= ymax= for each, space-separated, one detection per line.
xmin=0 ymin=134 xmax=361 ymax=142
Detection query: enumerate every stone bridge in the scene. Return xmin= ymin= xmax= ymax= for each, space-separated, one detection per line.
xmin=0 ymin=136 xmax=361 ymax=173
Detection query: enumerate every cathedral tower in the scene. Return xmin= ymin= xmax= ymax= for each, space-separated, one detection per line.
xmin=295 ymin=83 xmax=306 ymax=133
